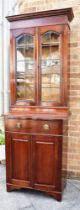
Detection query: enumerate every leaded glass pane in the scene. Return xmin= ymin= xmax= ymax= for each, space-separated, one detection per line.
xmin=16 ymin=34 xmax=35 ymax=101
xmin=41 ymin=31 xmax=61 ymax=102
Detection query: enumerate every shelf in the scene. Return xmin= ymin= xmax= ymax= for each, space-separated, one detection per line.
xmin=41 ymin=58 xmax=60 ymax=61
xmin=17 ymin=59 xmax=34 ymax=62
xmin=17 ymin=81 xmax=34 ymax=85
xmin=16 ymin=44 xmax=34 ymax=48
xmin=41 ymin=43 xmax=59 ymax=47
xmin=41 ymin=67 xmax=60 ymax=72
xmin=16 ymin=43 xmax=59 ymax=48
xmin=17 ymin=70 xmax=34 ymax=73
xmin=17 ymin=73 xmax=34 ymax=76
xmin=42 ymin=86 xmax=60 ymax=88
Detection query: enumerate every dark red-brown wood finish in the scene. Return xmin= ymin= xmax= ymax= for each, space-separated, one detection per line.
xmin=5 ymin=8 xmax=74 ymax=201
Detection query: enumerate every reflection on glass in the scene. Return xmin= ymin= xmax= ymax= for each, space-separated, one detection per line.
xmin=16 ymin=34 xmax=33 ymax=46
xmin=24 ymin=34 xmax=33 ymax=45
xmin=51 ymin=74 xmax=60 ymax=85
xmin=16 ymin=35 xmax=24 ymax=46
xmin=25 ymin=60 xmax=34 ymax=70
xmin=41 ymin=87 xmax=60 ymax=101
xmin=26 ymin=85 xmax=34 ymax=100
xmin=41 ymin=31 xmax=61 ymax=102
xmin=25 ymin=75 xmax=34 ymax=85
xmin=25 ymin=46 xmax=34 ymax=61
xmin=17 ymin=79 xmax=25 ymax=99
xmin=16 ymin=34 xmax=35 ymax=101
xmin=42 ymin=74 xmax=60 ymax=86
xmin=17 ymin=61 xmax=25 ymax=72
xmin=17 ymin=47 xmax=25 ymax=61
xmin=42 ymin=31 xmax=59 ymax=44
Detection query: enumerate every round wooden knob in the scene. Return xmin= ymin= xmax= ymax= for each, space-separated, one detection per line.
xmin=15 ymin=123 xmax=22 ymax=129
xmin=43 ymin=124 xmax=49 ymax=130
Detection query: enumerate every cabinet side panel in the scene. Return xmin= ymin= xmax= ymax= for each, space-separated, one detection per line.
xmin=5 ymin=132 xmax=12 ymax=183
xmin=62 ymin=120 xmax=68 ymax=189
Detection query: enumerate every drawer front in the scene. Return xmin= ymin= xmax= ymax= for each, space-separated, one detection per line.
xmin=5 ymin=118 xmax=62 ymax=135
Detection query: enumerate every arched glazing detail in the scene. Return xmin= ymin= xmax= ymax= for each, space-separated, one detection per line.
xmin=41 ymin=31 xmax=61 ymax=102
xmin=16 ymin=34 xmax=35 ymax=101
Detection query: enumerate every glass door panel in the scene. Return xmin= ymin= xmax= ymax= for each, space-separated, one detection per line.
xmin=17 ymin=78 xmax=25 ymax=100
xmin=16 ymin=34 xmax=35 ymax=101
xmin=41 ymin=31 xmax=61 ymax=102
xmin=41 ymin=87 xmax=60 ymax=101
xmin=25 ymin=74 xmax=34 ymax=100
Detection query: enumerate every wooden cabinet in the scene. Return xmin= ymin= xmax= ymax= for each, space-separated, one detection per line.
xmin=5 ymin=8 xmax=74 ymax=201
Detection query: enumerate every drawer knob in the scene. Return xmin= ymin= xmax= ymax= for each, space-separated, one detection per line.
xmin=15 ymin=123 xmax=22 ymax=129
xmin=43 ymin=124 xmax=49 ymax=130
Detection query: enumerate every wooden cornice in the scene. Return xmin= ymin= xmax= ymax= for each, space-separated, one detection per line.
xmin=6 ymin=8 xmax=74 ymax=22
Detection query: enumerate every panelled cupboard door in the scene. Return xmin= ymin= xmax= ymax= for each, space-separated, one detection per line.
xmin=6 ymin=132 xmax=32 ymax=187
xmin=32 ymin=135 xmax=59 ymax=191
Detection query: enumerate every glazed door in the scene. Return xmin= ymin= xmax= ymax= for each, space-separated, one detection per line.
xmin=10 ymin=28 xmax=37 ymax=105
xmin=6 ymin=132 xmax=32 ymax=187
xmin=38 ymin=25 xmax=66 ymax=106
xmin=32 ymin=135 xmax=59 ymax=191
xmin=10 ymin=25 xmax=67 ymax=107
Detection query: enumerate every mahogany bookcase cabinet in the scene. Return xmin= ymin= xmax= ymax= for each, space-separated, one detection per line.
xmin=5 ymin=8 xmax=74 ymax=201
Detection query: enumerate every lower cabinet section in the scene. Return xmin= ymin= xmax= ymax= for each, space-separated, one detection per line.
xmin=5 ymin=132 xmax=63 ymax=201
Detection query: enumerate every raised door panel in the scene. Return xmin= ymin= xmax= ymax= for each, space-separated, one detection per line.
xmin=6 ymin=132 xmax=32 ymax=187
xmin=32 ymin=136 xmax=58 ymax=191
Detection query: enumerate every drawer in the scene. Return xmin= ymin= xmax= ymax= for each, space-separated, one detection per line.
xmin=5 ymin=118 xmax=62 ymax=135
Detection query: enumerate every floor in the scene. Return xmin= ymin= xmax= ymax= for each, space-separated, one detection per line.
xmin=0 ymin=165 xmax=80 ymax=210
